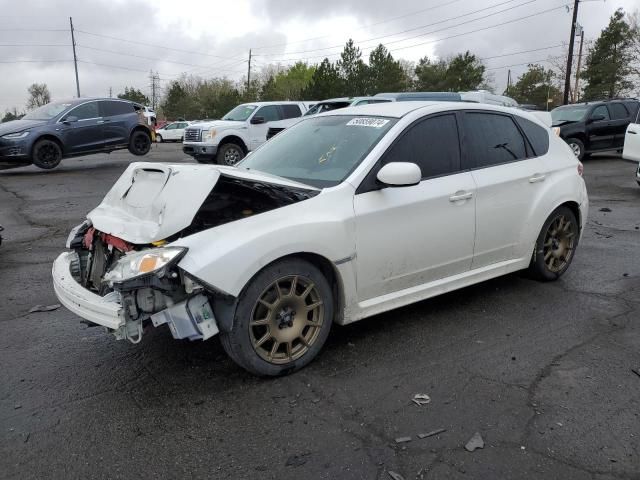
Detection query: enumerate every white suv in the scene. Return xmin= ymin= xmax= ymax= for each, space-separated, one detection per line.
xmin=183 ymin=101 xmax=311 ymax=165
xmin=53 ymin=102 xmax=588 ymax=376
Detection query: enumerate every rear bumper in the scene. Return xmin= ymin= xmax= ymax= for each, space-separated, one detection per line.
xmin=183 ymin=143 xmax=217 ymax=159
xmin=52 ymin=252 xmax=124 ymax=330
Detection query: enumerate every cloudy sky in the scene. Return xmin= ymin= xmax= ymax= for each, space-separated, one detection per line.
xmin=0 ymin=0 xmax=637 ymax=113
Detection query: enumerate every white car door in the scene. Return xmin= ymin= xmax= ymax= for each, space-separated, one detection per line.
xmin=354 ymin=113 xmax=476 ymax=301
xmin=461 ymin=111 xmax=547 ymax=268
xmin=622 ymin=111 xmax=640 ymax=161
xmin=249 ymin=105 xmax=282 ymax=150
xmin=164 ymin=123 xmax=179 ymax=140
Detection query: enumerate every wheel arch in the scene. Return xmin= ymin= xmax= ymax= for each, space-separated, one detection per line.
xmin=129 ymin=124 xmax=152 ymax=139
xmin=31 ymin=133 xmax=65 ymax=156
xmin=218 ymin=134 xmax=248 ymax=153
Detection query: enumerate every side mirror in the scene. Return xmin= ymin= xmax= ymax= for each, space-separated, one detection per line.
xmin=588 ymin=114 xmax=605 ymax=123
xmin=250 ymin=116 xmax=265 ymax=125
xmin=62 ymin=115 xmax=78 ymax=124
xmin=376 ymin=162 xmax=421 ymax=187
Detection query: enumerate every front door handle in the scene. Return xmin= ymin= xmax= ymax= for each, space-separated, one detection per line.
xmin=449 ymin=191 xmax=473 ymax=202
xmin=629 ymin=130 xmax=638 ymax=135
xmin=529 ymin=173 xmax=546 ymax=183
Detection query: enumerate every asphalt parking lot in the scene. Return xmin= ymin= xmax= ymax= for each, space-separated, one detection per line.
xmin=0 ymin=143 xmax=639 ymax=480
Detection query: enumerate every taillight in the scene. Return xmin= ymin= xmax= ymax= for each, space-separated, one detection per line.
xmin=577 ymin=161 xmax=584 ymax=176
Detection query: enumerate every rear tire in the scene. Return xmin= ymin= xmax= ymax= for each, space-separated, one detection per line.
xmin=528 ymin=206 xmax=579 ymax=281
xmin=220 ymin=258 xmax=333 ymax=376
xmin=128 ymin=130 xmax=151 ymax=156
xmin=32 ymin=138 xmax=62 ymax=169
xmin=156 ymin=134 xmax=163 ymax=143
xmin=566 ymin=138 xmax=585 ymax=160
xmin=216 ymin=143 xmax=244 ymax=166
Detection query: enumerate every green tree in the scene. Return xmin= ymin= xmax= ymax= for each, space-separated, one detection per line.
xmin=260 ymin=62 xmax=316 ymax=100
xmin=582 ymin=9 xmax=634 ymax=100
xmin=415 ymin=51 xmax=485 ymax=92
xmin=508 ymin=64 xmax=562 ymax=109
xmin=302 ymin=58 xmax=343 ymax=100
xmin=367 ymin=44 xmax=407 ymax=94
xmin=336 ymin=39 xmax=368 ymax=96
xmin=26 ymin=83 xmax=51 ymax=109
xmin=2 ymin=108 xmax=23 ymax=122
xmin=117 ymin=86 xmax=150 ymax=105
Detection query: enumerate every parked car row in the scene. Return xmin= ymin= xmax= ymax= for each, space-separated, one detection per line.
xmin=53 ymin=101 xmax=589 ymax=376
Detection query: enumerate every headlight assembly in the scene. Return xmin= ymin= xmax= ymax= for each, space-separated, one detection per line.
xmin=2 ymin=131 xmax=30 ymax=139
xmin=103 ymin=247 xmax=187 ymax=284
xmin=202 ymin=128 xmax=216 ymax=141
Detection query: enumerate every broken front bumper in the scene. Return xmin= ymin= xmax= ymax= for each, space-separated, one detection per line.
xmin=53 ymin=251 xmax=219 ymax=343
xmin=52 ymin=252 xmax=124 ymax=330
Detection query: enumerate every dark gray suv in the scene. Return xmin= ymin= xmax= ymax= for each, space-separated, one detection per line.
xmin=0 ymin=98 xmax=153 ymax=170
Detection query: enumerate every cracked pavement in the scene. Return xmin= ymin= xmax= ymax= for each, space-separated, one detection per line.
xmin=0 ymin=146 xmax=639 ymax=480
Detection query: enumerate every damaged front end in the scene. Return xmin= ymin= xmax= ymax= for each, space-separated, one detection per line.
xmin=58 ymin=221 xmax=218 ymax=343
xmin=52 ymin=162 xmax=318 ymax=344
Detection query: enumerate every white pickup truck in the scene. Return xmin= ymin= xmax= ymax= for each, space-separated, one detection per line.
xmin=183 ymin=101 xmax=312 ymax=165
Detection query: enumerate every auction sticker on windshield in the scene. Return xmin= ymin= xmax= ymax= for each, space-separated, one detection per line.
xmin=346 ymin=118 xmax=390 ymax=128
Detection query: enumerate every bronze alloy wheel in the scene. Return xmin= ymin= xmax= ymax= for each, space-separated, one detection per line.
xmin=249 ymin=275 xmax=324 ymax=364
xmin=542 ymin=213 xmax=576 ymax=273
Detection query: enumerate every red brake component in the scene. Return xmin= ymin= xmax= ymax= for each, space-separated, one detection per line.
xmin=100 ymin=233 xmax=134 ymax=252
xmin=83 ymin=227 xmax=96 ymax=250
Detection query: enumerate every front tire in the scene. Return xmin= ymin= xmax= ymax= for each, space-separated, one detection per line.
xmin=220 ymin=258 xmax=333 ymax=376
xmin=528 ymin=206 xmax=579 ymax=281
xmin=155 ymin=134 xmax=163 ymax=143
xmin=216 ymin=143 xmax=244 ymax=166
xmin=128 ymin=130 xmax=152 ymax=156
xmin=566 ymin=137 xmax=585 ymax=160
xmin=32 ymin=138 xmax=62 ymax=169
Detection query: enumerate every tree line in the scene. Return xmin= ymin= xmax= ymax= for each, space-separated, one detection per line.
xmin=3 ymin=8 xmax=639 ymax=123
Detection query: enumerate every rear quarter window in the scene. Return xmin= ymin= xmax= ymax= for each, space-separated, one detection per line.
xmin=514 ymin=116 xmax=550 ymax=156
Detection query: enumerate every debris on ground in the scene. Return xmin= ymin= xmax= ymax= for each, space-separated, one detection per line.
xmin=418 ymin=428 xmax=446 ymax=439
xmin=631 ymin=368 xmax=640 ymax=379
xmin=388 ymin=471 xmax=405 ymax=480
xmin=412 ymin=393 xmax=431 ymax=406
xmin=29 ymin=304 xmax=61 ymax=313
xmin=395 ymin=436 xmax=412 ymax=444
xmin=14 ymin=404 xmax=22 ymax=410
xmin=285 ymin=451 xmax=311 ymax=467
xmin=599 ymin=207 xmax=612 ymax=212
xmin=465 ymin=432 xmax=484 ymax=452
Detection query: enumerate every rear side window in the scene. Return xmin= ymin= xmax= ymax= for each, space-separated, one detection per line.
xmin=609 ymin=103 xmax=629 ymax=120
xmin=69 ymin=101 xmax=100 ymax=120
xmin=514 ymin=116 xmax=549 ymax=156
xmin=256 ymin=105 xmax=281 ymax=122
xmin=100 ymin=100 xmax=134 ymax=117
xmin=281 ymin=104 xmax=302 ymax=119
xmin=382 ymin=113 xmax=460 ymax=179
xmin=462 ymin=112 xmax=527 ymax=168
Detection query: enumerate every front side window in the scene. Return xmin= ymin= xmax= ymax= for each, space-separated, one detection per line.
xmin=462 ymin=112 xmax=527 ymax=168
xmin=222 ymin=104 xmax=257 ymax=122
xmin=165 ymin=123 xmax=178 ymax=130
xmin=551 ymin=105 xmax=589 ymax=124
xmin=591 ymin=105 xmax=610 ymax=121
xmin=69 ymin=102 xmax=100 ymax=120
xmin=381 ymin=114 xmax=460 ymax=179
xmin=255 ymin=105 xmax=281 ymax=122
xmin=238 ymin=115 xmax=397 ymax=188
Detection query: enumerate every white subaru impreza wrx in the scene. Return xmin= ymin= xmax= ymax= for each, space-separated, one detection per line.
xmin=53 ymin=102 xmax=588 ymax=376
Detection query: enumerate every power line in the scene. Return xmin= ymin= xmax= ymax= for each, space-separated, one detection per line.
xmin=479 ymin=44 xmax=564 ymax=61
xmin=74 ymin=29 xmax=245 ymax=61
xmin=0 ymin=59 xmax=72 ymax=63
xmin=254 ymin=0 xmax=530 ymax=58
xmin=0 ymin=43 xmax=68 ymax=47
xmin=252 ymin=0 xmax=465 ymax=51
xmin=485 ymin=55 xmax=565 ymax=70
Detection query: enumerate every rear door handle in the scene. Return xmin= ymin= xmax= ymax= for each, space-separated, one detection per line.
xmin=529 ymin=173 xmax=546 ymax=183
xmin=449 ymin=191 xmax=473 ymax=202
xmin=629 ymin=130 xmax=638 ymax=134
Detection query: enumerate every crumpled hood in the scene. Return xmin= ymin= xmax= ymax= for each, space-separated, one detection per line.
xmin=0 ymin=119 xmax=47 ymax=135
xmin=87 ymin=162 xmax=317 ymax=244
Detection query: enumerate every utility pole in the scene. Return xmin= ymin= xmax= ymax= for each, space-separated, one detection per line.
xmin=69 ymin=17 xmax=80 ymax=97
xmin=247 ymin=49 xmax=252 ymax=92
xmin=149 ymin=70 xmax=160 ymax=109
xmin=563 ymin=0 xmax=579 ymax=104
xmin=573 ymin=25 xmax=585 ymax=103
xmin=109 ymin=87 xmax=112 ymax=98
xmin=506 ymin=69 xmax=512 ymax=96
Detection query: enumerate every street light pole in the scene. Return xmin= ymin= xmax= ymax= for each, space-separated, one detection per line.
xmin=563 ymin=0 xmax=579 ymax=104
xmin=573 ymin=27 xmax=585 ymax=103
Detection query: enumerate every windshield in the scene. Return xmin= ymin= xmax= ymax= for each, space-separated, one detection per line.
xmin=238 ymin=115 xmax=397 ymax=188
xmin=22 ymin=102 xmax=72 ymax=121
xmin=551 ymin=105 xmax=589 ymax=123
xmin=222 ymin=104 xmax=257 ymax=121
xmin=303 ymin=101 xmax=351 ymax=116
